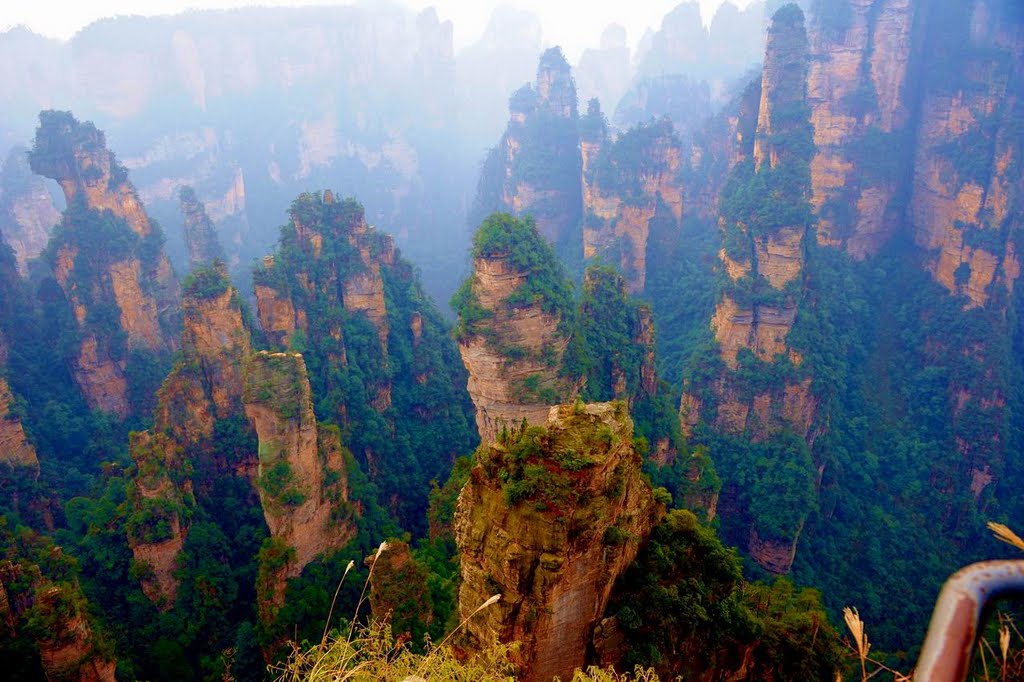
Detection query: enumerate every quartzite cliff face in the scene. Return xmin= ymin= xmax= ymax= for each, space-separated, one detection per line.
xmin=29 ymin=111 xmax=179 ymax=418
xmin=477 ymin=50 xmax=690 ymax=294
xmin=254 ymin=190 xmax=391 ymax=410
xmin=498 ymin=48 xmax=583 ymax=253
xmin=253 ymin=189 xmax=477 ymax=531
xmin=455 ymin=402 xmax=664 ymax=682
xmin=807 ymin=0 xmax=916 ymax=258
xmin=0 ymin=377 xmax=39 ymax=474
xmin=682 ymin=5 xmax=817 ymax=575
xmin=0 ymin=528 xmax=117 ymax=682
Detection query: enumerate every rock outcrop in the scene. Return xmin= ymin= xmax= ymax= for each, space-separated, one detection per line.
xmin=908 ymin=0 xmax=1022 ymax=309
xmin=127 ymin=263 xmax=251 ymax=607
xmin=581 ymin=108 xmax=684 ymax=293
xmin=455 ymin=214 xmax=580 ymax=444
xmin=179 ymin=185 xmax=225 ymax=268
xmin=0 ymin=378 xmax=39 ymax=474
xmin=254 ymin=191 xmax=391 ymax=407
xmin=126 ymin=431 xmax=195 ymax=607
xmin=254 ymin=189 xmax=477 ymax=530
xmin=707 ymin=4 xmax=813 ymax=433
xmin=0 ymin=146 xmax=60 ymax=274
xmin=29 ymin=111 xmax=179 ymax=418
xmin=455 ymin=402 xmax=664 ymax=682
xmin=0 ymin=531 xmax=116 ymax=682
xmin=244 ymin=351 xmax=355 ymax=578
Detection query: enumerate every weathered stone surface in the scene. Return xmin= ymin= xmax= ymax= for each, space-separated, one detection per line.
xmin=30 ymin=112 xmax=179 ymax=417
xmin=127 ymin=431 xmax=193 ymax=608
xmin=244 ymin=352 xmax=355 ymax=578
xmin=130 ymin=269 xmax=252 ymax=608
xmin=749 ymin=526 xmax=802 ymax=575
xmin=582 ymin=120 xmax=683 ymax=293
xmin=0 ymin=378 xmax=39 ymax=473
xmin=455 ymin=402 xmax=664 ymax=682
xmin=179 ymin=185 xmax=225 ymax=267
xmin=458 ymin=254 xmax=577 ymax=444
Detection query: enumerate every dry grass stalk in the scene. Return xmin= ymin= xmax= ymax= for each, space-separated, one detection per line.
xmin=987 ymin=522 xmax=1024 ymax=552
xmin=414 ymin=593 xmax=501 ymax=677
xmin=843 ymin=607 xmax=870 ymax=681
xmin=348 ymin=541 xmax=389 ymax=643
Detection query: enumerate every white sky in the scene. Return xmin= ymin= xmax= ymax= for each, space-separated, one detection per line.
xmin=0 ymin=0 xmax=754 ymax=62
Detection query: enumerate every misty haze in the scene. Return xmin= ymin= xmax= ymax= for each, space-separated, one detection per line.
xmin=0 ymin=0 xmax=1022 ymax=680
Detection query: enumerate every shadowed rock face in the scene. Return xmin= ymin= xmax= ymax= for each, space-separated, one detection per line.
xmin=807 ymin=0 xmax=916 ymax=258
xmin=0 ymin=146 xmax=60 ymax=275
xmin=179 ymin=185 xmax=225 ymax=268
xmin=455 ymin=402 xmax=664 ymax=682
xmin=253 ymin=191 xmax=392 ymax=410
xmin=908 ymin=0 xmax=1023 ymax=310
xmin=681 ymin=5 xmax=816 ymax=576
xmin=582 ymin=111 xmax=684 ymax=294
xmin=0 ymin=378 xmax=38 ymax=474
xmin=0 ymin=539 xmax=117 ymax=682
xmin=29 ymin=111 xmax=179 ymax=418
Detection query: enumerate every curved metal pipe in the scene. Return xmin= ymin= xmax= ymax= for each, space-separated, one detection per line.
xmin=914 ymin=560 xmax=1024 ymax=681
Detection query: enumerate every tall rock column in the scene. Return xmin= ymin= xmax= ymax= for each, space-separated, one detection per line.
xmin=681 ymin=4 xmax=819 ymax=575
xmin=127 ymin=261 xmax=251 ymax=608
xmin=455 ymin=402 xmax=664 ymax=682
xmin=904 ymin=0 xmax=1023 ymax=507
xmin=581 ymin=103 xmax=684 ymax=294
xmin=454 ymin=213 xmax=580 ymax=444
xmin=244 ymin=351 xmax=356 ymax=623
xmin=806 ymin=0 xmax=917 ymax=257
xmin=179 ymin=185 xmax=225 ymax=268
xmin=474 ymin=47 xmax=584 ymax=261
xmin=28 ymin=111 xmax=179 ymax=418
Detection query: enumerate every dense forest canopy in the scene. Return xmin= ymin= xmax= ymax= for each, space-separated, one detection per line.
xmin=0 ymin=0 xmax=1023 ymax=680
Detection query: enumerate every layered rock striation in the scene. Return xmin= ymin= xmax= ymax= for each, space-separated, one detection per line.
xmin=454 ymin=402 xmax=664 ymax=682
xmin=682 ymin=4 xmax=817 ymax=574
xmin=807 ymin=0 xmax=917 ymax=258
xmin=127 ymin=263 xmax=250 ymax=607
xmin=253 ymin=190 xmax=477 ymax=529
xmin=454 ymin=214 xmax=580 ymax=444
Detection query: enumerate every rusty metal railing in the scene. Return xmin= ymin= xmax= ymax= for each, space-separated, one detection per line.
xmin=914 ymin=560 xmax=1024 ymax=681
